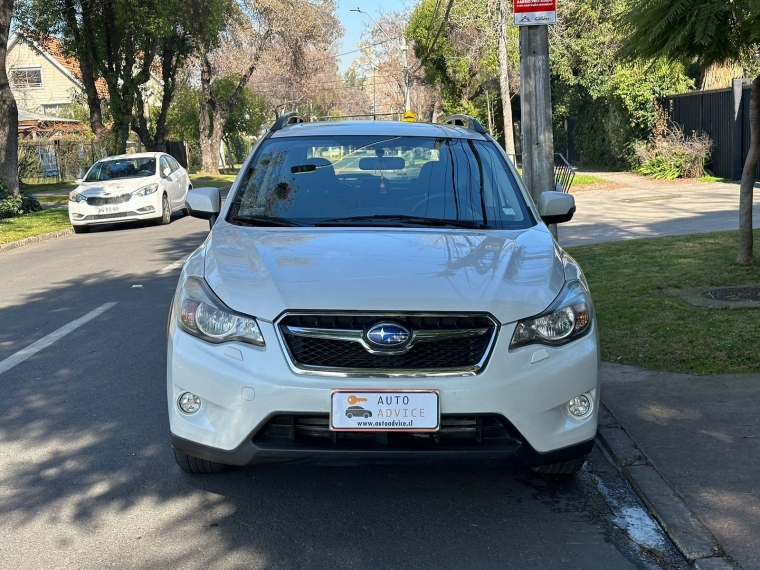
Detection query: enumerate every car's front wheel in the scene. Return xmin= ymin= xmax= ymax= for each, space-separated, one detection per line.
xmin=173 ymin=449 xmax=227 ymax=474
xmin=73 ymin=225 xmax=89 ymax=234
xmin=531 ymin=454 xmax=587 ymax=476
xmin=156 ymin=193 xmax=171 ymax=225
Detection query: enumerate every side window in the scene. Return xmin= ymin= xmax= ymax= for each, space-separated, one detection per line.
xmin=160 ymin=156 xmax=171 ymax=177
xmin=169 ymin=156 xmax=181 ymax=171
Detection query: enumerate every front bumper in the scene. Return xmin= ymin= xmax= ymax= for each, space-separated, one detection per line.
xmin=68 ymin=193 xmax=161 ymax=225
xmin=171 ymin=421 xmax=596 ymax=467
xmin=167 ymin=319 xmax=600 ymax=466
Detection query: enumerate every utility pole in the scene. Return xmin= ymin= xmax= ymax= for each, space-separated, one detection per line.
xmin=401 ymin=36 xmax=410 ymax=112
xmin=514 ymin=0 xmax=556 ymax=236
xmin=519 ymin=25 xmax=554 ymax=206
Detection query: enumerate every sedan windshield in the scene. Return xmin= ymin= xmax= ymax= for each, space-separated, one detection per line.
xmin=227 ymin=135 xmax=534 ymax=229
xmin=85 ymin=157 xmax=157 ymax=182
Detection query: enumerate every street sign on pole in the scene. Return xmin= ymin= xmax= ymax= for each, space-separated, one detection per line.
xmin=514 ymin=0 xmax=556 ymax=26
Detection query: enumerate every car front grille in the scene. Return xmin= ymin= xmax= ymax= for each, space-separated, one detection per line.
xmin=86 ymin=194 xmax=132 ymax=206
xmin=82 ymin=211 xmax=139 ymax=220
xmin=254 ymin=414 xmax=521 ymax=450
xmin=277 ymin=313 xmax=498 ymax=375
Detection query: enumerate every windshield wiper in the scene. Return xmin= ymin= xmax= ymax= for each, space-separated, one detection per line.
xmin=314 ymin=215 xmax=488 ymax=229
xmin=230 ymin=215 xmax=304 ymax=227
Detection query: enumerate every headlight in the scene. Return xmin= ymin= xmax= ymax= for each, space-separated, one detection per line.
xmin=176 ymin=277 xmax=264 ymax=346
xmin=132 ymin=183 xmax=159 ymax=197
xmin=510 ymin=280 xmax=592 ymax=348
xmin=68 ymin=191 xmax=87 ymax=203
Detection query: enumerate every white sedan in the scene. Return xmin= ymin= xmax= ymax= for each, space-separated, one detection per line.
xmin=68 ymin=152 xmax=191 ymax=233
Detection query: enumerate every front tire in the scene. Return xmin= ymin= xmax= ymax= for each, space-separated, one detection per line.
xmin=173 ymin=449 xmax=227 ymax=474
xmin=531 ymin=454 xmax=587 ymax=476
xmin=156 ymin=193 xmax=171 ymax=225
xmin=73 ymin=225 xmax=89 ymax=234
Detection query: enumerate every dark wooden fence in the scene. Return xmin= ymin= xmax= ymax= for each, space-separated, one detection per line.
xmin=664 ymin=79 xmax=758 ymax=181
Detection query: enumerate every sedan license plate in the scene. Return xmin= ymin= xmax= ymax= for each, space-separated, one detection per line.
xmin=330 ymin=390 xmax=440 ymax=432
xmin=97 ymin=206 xmax=119 ymax=214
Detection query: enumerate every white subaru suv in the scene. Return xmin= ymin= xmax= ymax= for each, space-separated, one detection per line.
xmin=168 ymin=113 xmax=599 ymax=475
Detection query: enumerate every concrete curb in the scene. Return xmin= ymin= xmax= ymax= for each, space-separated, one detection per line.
xmin=0 ymin=228 xmax=74 ymax=254
xmin=597 ymin=404 xmax=740 ymax=569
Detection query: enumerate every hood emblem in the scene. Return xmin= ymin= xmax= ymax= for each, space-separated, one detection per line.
xmin=366 ymin=322 xmax=410 ymax=347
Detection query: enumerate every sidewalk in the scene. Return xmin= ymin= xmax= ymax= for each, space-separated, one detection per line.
xmin=561 ymin=172 xmax=760 ymax=567
xmin=600 ymin=363 xmax=760 ymax=569
xmin=560 ymin=171 xmax=760 ymax=247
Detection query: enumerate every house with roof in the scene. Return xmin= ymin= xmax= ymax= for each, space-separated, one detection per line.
xmin=6 ymin=35 xmax=162 ymax=118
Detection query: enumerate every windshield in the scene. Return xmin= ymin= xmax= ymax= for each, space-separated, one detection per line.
xmin=227 ymin=135 xmax=534 ymax=229
xmin=85 ymin=157 xmax=157 ymax=182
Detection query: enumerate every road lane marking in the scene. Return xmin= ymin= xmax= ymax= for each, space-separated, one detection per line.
xmin=156 ymin=255 xmax=190 ymax=275
xmin=0 ymin=302 xmax=118 ymax=376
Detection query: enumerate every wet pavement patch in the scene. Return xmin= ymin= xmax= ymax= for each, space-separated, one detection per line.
xmin=668 ymin=285 xmax=760 ymax=309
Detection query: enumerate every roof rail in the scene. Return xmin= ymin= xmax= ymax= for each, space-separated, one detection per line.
xmin=441 ymin=114 xmax=487 ymax=134
xmin=271 ymin=112 xmax=305 ymax=132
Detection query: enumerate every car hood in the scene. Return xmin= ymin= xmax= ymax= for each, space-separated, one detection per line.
xmin=75 ymin=177 xmax=158 ymax=196
xmin=203 ymin=224 xmax=566 ymax=324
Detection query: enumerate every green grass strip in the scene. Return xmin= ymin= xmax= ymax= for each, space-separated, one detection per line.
xmin=0 ymin=209 xmax=71 ymax=244
xmin=567 ymin=229 xmax=760 ymax=375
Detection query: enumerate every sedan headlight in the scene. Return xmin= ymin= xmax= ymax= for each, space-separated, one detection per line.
xmin=510 ymin=280 xmax=592 ymax=348
xmin=68 ymin=191 xmax=87 ymax=203
xmin=132 ymin=183 xmax=159 ymax=197
xmin=176 ymin=277 xmax=264 ymax=346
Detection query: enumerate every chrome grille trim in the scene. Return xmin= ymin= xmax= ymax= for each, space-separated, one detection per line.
xmin=86 ymin=194 xmax=132 ymax=206
xmin=275 ymin=312 xmax=499 ymax=378
xmin=282 ymin=325 xmax=491 ymax=356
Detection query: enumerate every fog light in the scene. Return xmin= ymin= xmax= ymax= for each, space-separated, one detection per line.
xmin=178 ymin=392 xmax=202 ymax=414
xmin=567 ymin=395 xmax=592 ymax=418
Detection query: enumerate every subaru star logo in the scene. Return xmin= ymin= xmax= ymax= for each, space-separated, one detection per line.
xmin=366 ymin=322 xmax=410 ymax=347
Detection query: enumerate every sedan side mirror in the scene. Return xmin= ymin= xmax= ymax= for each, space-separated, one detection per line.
xmin=74 ymin=178 xmax=83 ymax=185
xmin=185 ymin=187 xmax=221 ymax=228
xmin=163 ymin=166 xmax=172 ymax=177
xmin=538 ymin=191 xmax=576 ymax=224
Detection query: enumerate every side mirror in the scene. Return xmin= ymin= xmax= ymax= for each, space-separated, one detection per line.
xmin=538 ymin=191 xmax=576 ymax=224
xmin=74 ymin=178 xmax=83 ymax=185
xmin=185 ymin=187 xmax=221 ymax=225
xmin=163 ymin=166 xmax=172 ymax=177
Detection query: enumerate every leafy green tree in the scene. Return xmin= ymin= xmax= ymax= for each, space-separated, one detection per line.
xmin=407 ymin=0 xmax=519 ymax=138
xmin=197 ymin=0 xmax=340 ymax=173
xmin=167 ymin=79 xmax=267 ymax=144
xmin=16 ymin=0 xmax=231 ymax=155
xmin=621 ymin=0 xmax=760 ymax=265
xmin=550 ymin=0 xmax=692 ymax=166
xmin=408 ymin=0 xmax=494 ymax=117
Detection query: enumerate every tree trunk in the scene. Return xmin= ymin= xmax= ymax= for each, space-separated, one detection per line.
xmin=77 ymin=6 xmax=107 ymax=137
xmin=0 ymin=0 xmax=18 ymax=195
xmin=198 ymin=55 xmax=219 ymax=174
xmin=737 ymin=74 xmax=759 ymax=266
xmin=199 ymin=136 xmax=221 ymax=173
xmin=498 ymin=0 xmax=516 ymax=159
xmin=198 ymin=33 xmax=269 ymax=174
xmin=700 ymin=61 xmax=743 ymax=91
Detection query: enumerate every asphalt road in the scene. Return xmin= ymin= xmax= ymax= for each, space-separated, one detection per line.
xmin=0 ymin=214 xmax=687 ymax=570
